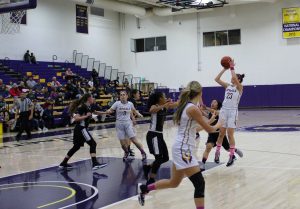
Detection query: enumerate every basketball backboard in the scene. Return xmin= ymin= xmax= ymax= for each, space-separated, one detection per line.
xmin=0 ymin=0 xmax=36 ymax=14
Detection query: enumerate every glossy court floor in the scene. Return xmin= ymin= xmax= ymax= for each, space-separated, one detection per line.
xmin=1 ymin=109 xmax=300 ymax=209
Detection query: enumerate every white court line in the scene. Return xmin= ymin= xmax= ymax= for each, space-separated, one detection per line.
xmin=98 ymin=163 xmax=225 ymax=209
xmin=0 ymin=157 xmax=92 ymax=179
xmin=0 ymin=181 xmax=98 ymax=209
xmin=234 ymin=165 xmax=300 ymax=170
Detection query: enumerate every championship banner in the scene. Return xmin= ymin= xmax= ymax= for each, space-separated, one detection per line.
xmin=282 ymin=7 xmax=300 ymax=39
xmin=76 ymin=4 xmax=88 ymax=34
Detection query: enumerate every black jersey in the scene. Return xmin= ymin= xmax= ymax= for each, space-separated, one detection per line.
xmin=208 ymin=112 xmax=218 ymax=126
xmin=76 ymin=104 xmax=94 ymax=128
xmin=208 ymin=112 xmax=219 ymax=133
xmin=149 ymin=107 xmax=167 ymax=132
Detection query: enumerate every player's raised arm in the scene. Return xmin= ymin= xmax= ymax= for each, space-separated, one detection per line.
xmin=215 ymin=68 xmax=229 ymax=89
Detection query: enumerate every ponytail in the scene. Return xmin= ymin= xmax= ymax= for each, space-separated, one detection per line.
xmin=69 ymin=93 xmax=91 ymax=115
xmin=173 ymin=81 xmax=202 ymax=125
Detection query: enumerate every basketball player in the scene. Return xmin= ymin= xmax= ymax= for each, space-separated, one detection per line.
xmin=214 ymin=60 xmax=245 ymax=167
xmin=201 ymin=99 xmax=243 ymax=170
xmin=143 ymin=92 xmax=177 ymax=185
xmin=105 ymin=91 xmax=147 ymax=161
xmin=138 ymin=81 xmax=222 ymax=209
xmin=59 ymin=93 xmax=107 ymax=170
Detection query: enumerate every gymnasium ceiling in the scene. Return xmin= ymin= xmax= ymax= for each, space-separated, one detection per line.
xmin=113 ymin=0 xmax=278 ymax=9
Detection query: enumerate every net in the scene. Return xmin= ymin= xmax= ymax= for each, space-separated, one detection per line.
xmin=0 ymin=10 xmax=25 ymax=34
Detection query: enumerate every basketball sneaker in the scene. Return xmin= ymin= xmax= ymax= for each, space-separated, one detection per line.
xmin=92 ymin=162 xmax=108 ymax=170
xmin=235 ymin=148 xmax=243 ymax=158
xmin=214 ymin=151 xmax=220 ymax=164
xmin=138 ymin=183 xmax=149 ymax=206
xmin=226 ymin=155 xmax=236 ymax=167
xmin=129 ymin=149 xmax=135 ymax=157
xmin=59 ymin=163 xmax=73 ymax=170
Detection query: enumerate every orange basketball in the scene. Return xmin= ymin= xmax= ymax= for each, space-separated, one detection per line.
xmin=221 ymin=56 xmax=232 ymax=69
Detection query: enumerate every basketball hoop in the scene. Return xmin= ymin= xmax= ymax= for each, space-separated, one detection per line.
xmin=0 ymin=10 xmax=26 ymax=34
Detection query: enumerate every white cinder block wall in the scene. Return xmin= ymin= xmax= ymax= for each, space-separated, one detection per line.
xmin=120 ymin=0 xmax=300 ymax=88
xmin=0 ymin=0 xmax=121 ymax=69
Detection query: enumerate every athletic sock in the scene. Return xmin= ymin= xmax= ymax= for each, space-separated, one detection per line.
xmin=147 ymin=183 xmax=156 ymax=192
xmin=229 ymin=145 xmax=235 ymax=157
xmin=91 ymin=157 xmax=97 ymax=164
xmin=61 ymin=157 xmax=69 ymax=165
xmin=216 ymin=143 xmax=222 ymax=152
xmin=202 ymin=157 xmax=207 ymax=164
xmin=196 ymin=207 xmax=204 ymax=209
xmin=147 ymin=178 xmax=155 ymax=186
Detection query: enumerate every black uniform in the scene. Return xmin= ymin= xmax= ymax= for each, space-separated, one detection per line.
xmin=206 ymin=112 xmax=230 ymax=150
xmin=146 ymin=107 xmax=169 ymax=175
xmin=73 ymin=104 xmax=95 ymax=147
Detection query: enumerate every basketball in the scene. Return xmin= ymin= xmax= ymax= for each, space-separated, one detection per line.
xmin=221 ymin=56 xmax=232 ymax=69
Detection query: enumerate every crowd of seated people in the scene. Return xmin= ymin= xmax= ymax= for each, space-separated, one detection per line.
xmin=0 ymin=69 xmax=148 ymax=135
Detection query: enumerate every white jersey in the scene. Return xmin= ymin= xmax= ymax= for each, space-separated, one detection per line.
xmin=222 ymin=85 xmax=242 ymax=110
xmin=174 ymin=103 xmax=199 ymax=148
xmin=111 ymin=101 xmax=134 ymax=122
xmin=172 ymin=103 xmax=199 ymax=170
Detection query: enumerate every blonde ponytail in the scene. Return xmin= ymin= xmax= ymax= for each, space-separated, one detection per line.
xmin=173 ymin=81 xmax=202 ymax=125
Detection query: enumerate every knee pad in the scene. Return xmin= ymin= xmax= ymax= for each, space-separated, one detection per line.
xmin=189 ymin=171 xmax=205 ymax=198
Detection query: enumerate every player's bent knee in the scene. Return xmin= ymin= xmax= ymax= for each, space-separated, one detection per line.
xmin=189 ymin=171 xmax=205 ymax=198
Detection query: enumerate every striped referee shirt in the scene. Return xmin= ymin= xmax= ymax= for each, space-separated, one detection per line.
xmin=16 ymin=98 xmax=33 ymax=112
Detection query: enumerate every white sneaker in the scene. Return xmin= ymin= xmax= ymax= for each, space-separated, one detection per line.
xmin=43 ymin=127 xmax=48 ymax=132
xmin=38 ymin=128 xmax=42 ymax=132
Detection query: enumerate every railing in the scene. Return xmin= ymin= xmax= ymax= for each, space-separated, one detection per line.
xmin=72 ymin=50 xmax=156 ymax=90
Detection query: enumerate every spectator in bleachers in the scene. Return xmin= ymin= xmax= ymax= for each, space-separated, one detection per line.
xmin=51 ymin=77 xmax=62 ymax=89
xmin=6 ymin=97 xmax=19 ymax=132
xmin=123 ymin=78 xmax=129 ymax=87
xmin=9 ymin=83 xmax=21 ymax=97
xmin=32 ymin=99 xmax=48 ymax=132
xmin=65 ymin=80 xmax=76 ymax=100
xmin=65 ymin=68 xmax=76 ymax=80
xmin=42 ymin=103 xmax=55 ymax=129
xmin=30 ymin=53 xmax=37 ymax=64
xmin=18 ymin=81 xmax=27 ymax=93
xmin=0 ymin=79 xmax=8 ymax=97
xmin=23 ymin=50 xmax=31 ymax=63
xmin=114 ymin=77 xmax=119 ymax=87
xmin=0 ymin=95 xmax=8 ymax=116
xmin=41 ymin=87 xmax=50 ymax=99
xmin=33 ymin=80 xmax=43 ymax=92
xmin=26 ymin=76 xmax=37 ymax=89
xmin=88 ymin=77 xmax=94 ymax=88
xmin=91 ymin=69 xmax=99 ymax=87
xmin=27 ymin=89 xmax=36 ymax=101
xmin=61 ymin=105 xmax=71 ymax=127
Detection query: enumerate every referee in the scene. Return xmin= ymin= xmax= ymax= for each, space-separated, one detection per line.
xmin=16 ymin=92 xmax=34 ymax=141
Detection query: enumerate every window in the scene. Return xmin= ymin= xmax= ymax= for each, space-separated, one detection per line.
xmin=228 ymin=29 xmax=241 ymax=45
xmin=156 ymin=36 xmax=167 ymax=50
xmin=203 ymin=32 xmax=215 ymax=47
xmin=131 ymin=36 xmax=167 ymax=53
xmin=145 ymin=37 xmax=155 ymax=52
xmin=136 ymin=39 xmax=145 ymax=52
xmin=203 ymin=29 xmax=241 ymax=47
xmin=216 ymin=31 xmax=228 ymax=46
